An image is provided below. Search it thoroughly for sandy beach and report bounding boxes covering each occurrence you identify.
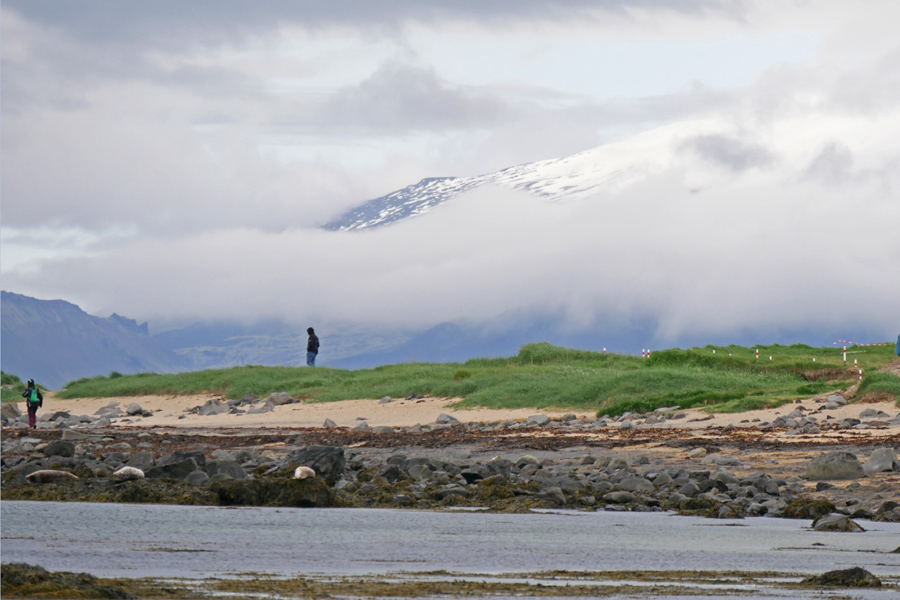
[29,392,900,442]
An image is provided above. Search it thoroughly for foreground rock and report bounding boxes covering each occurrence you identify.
[806,451,865,480]
[801,567,881,587]
[1,563,137,599]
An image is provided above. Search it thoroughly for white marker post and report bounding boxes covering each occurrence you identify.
[859,369,863,381]
[755,349,759,359]
[843,347,847,365]
[603,348,606,354]
[854,359,858,368]
[769,356,773,361]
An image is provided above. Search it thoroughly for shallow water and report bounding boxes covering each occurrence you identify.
[2,501,898,583]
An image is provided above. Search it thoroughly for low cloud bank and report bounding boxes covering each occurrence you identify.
[5,113,898,345]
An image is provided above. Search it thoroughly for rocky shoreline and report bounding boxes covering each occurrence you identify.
[3,401,899,525]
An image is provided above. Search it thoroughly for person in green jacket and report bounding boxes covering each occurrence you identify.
[22,379,43,429]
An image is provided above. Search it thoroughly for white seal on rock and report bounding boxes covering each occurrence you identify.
[25,470,79,484]
[294,466,316,479]
[112,466,145,481]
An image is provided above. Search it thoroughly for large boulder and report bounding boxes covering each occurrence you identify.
[125,450,155,471]
[267,392,295,406]
[284,446,345,485]
[205,460,246,480]
[145,458,199,481]
[807,451,865,481]
[41,440,76,458]
[616,477,654,493]
[1,402,22,419]
[813,514,865,532]
[157,451,206,469]
[863,448,899,474]
[802,567,880,587]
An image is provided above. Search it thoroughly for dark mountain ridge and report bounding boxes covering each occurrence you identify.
[1,291,191,390]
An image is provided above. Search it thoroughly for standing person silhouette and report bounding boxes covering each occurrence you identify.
[306,327,319,367]
[22,379,43,429]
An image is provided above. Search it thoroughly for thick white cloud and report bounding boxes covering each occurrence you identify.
[2,0,898,344]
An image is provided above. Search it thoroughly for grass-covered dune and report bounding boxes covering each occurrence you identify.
[46,342,900,416]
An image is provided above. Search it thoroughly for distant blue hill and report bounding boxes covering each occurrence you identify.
[1,291,191,390]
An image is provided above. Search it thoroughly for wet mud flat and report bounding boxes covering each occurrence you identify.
[3,563,899,599]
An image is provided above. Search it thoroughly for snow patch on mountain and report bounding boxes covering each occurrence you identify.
[324,124,678,231]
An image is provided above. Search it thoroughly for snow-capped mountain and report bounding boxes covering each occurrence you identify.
[323,132,669,231]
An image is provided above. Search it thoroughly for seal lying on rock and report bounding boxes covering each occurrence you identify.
[25,470,79,484]
[112,466,145,481]
[294,466,316,479]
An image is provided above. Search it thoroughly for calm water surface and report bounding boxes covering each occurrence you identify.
[2,501,899,582]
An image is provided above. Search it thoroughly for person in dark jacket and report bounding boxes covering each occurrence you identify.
[22,379,43,429]
[306,327,319,367]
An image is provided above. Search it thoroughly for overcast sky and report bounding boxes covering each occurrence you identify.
[2,1,898,344]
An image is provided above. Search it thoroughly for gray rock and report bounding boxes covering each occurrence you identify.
[435,486,469,500]
[863,448,899,474]
[813,514,865,532]
[378,396,393,404]
[714,470,740,485]
[323,418,338,428]
[126,402,143,416]
[688,448,707,459]
[268,392,294,406]
[371,425,394,434]
[125,450,155,471]
[652,472,673,486]
[616,477,654,493]
[146,458,199,481]
[435,413,459,425]
[537,487,566,505]
[807,451,866,481]
[246,403,274,414]
[543,476,585,491]
[199,402,229,416]
[285,446,346,485]
[206,460,246,480]
[184,470,211,486]
[351,420,370,432]
[679,482,700,497]
[603,491,634,504]
[208,473,233,484]
[42,440,76,458]
[1,402,22,419]
[526,414,551,427]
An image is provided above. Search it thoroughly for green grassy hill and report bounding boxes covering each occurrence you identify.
[42,342,899,416]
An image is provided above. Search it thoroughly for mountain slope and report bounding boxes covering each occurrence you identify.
[1,291,192,389]
[323,131,666,231]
